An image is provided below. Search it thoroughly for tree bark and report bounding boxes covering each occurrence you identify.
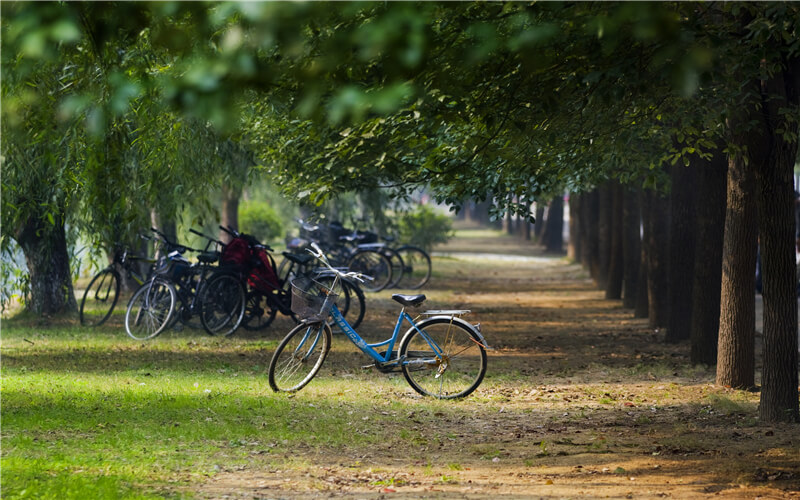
[568,194,581,261]
[634,189,650,318]
[644,186,670,329]
[606,181,624,300]
[690,148,728,365]
[666,162,697,343]
[717,119,758,390]
[534,203,546,240]
[543,195,564,253]
[622,185,641,309]
[15,213,77,316]
[596,183,613,289]
[220,183,241,243]
[753,58,800,423]
[582,189,600,281]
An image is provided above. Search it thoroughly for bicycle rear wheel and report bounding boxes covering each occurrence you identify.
[125,280,176,340]
[396,245,432,290]
[268,321,331,392]
[398,317,487,399]
[80,269,121,326]
[383,247,405,289]
[200,273,246,337]
[241,290,278,331]
[348,250,392,292]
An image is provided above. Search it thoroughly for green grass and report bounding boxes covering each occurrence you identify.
[0,323,427,499]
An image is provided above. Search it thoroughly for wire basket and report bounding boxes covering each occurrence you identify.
[290,276,338,321]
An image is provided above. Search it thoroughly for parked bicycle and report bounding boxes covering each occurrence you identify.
[287,219,432,291]
[79,240,156,327]
[273,250,366,332]
[124,228,246,340]
[287,219,394,292]
[268,243,489,399]
[204,226,367,332]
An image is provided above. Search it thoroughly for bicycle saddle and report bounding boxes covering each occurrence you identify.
[391,294,426,307]
[197,251,220,264]
[282,252,315,265]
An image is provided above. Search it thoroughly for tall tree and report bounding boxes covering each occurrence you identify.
[643,185,670,329]
[666,162,697,342]
[605,181,624,300]
[690,149,728,365]
[621,185,641,309]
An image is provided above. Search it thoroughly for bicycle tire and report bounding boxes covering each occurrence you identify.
[382,247,405,289]
[199,272,246,337]
[395,245,432,290]
[347,249,392,292]
[277,257,294,290]
[125,279,176,340]
[398,317,487,399]
[176,267,206,330]
[241,290,278,331]
[268,321,331,392]
[80,269,121,327]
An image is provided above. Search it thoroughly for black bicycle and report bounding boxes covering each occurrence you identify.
[124,229,246,340]
[79,242,155,327]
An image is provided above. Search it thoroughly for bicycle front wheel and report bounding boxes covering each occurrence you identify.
[125,280,176,340]
[396,245,432,290]
[80,269,121,326]
[348,250,392,292]
[399,317,487,399]
[268,321,331,392]
[199,273,246,337]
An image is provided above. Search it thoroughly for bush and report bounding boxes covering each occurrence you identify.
[397,205,453,251]
[239,200,284,243]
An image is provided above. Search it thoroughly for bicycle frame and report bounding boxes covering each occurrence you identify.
[326,302,441,369]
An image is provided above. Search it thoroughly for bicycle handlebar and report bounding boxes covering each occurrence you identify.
[219,225,273,252]
[150,227,201,254]
[307,242,371,283]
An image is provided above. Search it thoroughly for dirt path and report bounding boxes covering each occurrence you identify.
[198,230,799,499]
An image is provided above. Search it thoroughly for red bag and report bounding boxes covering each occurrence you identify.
[248,248,279,292]
[220,237,250,268]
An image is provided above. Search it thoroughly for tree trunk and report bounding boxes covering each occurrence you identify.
[583,189,600,281]
[596,183,612,289]
[568,194,581,261]
[621,185,641,309]
[522,201,532,241]
[15,213,77,316]
[150,210,177,258]
[543,195,564,253]
[717,123,758,390]
[605,181,624,300]
[666,162,697,343]
[690,148,728,365]
[634,189,650,318]
[754,59,800,423]
[644,186,670,329]
[534,203,546,239]
[220,183,241,243]
[504,195,514,235]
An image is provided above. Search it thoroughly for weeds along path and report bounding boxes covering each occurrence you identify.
[197,232,799,499]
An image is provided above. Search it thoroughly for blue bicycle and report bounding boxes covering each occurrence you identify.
[267,244,489,399]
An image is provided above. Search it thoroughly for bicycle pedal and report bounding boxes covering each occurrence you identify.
[361,363,376,370]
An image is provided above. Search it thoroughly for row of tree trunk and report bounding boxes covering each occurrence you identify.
[569,145,798,422]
